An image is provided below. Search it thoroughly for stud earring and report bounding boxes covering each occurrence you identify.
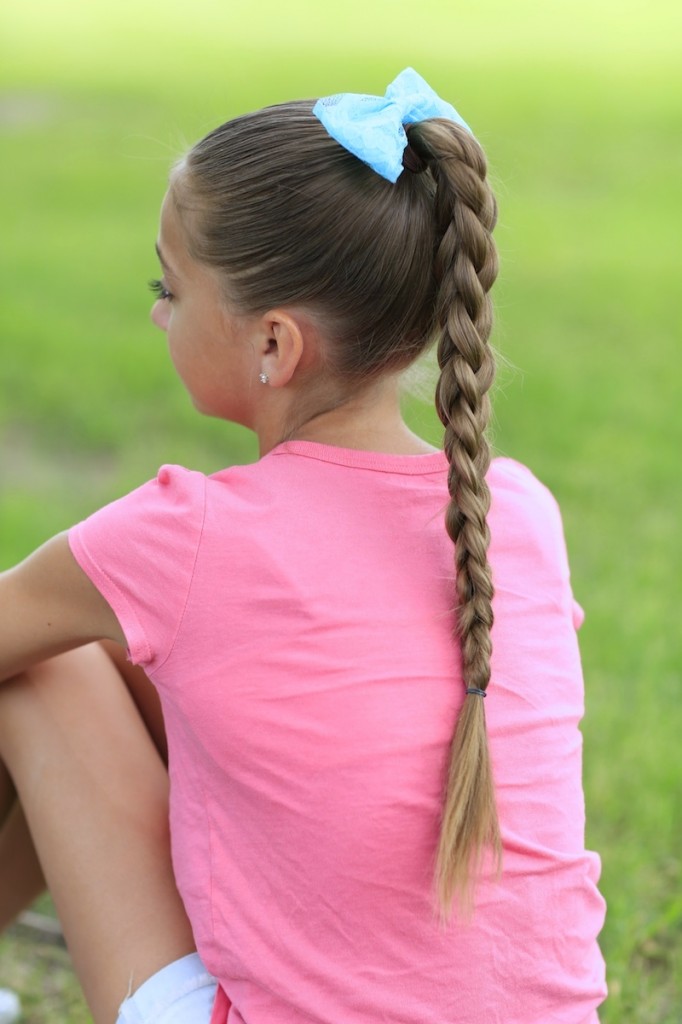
[258,372,270,385]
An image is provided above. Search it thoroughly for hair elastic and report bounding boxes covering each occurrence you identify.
[402,144,426,174]
[465,687,487,698]
[312,67,472,184]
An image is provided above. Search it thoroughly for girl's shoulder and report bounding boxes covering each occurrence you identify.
[489,456,563,520]
[132,454,566,535]
[487,457,575,589]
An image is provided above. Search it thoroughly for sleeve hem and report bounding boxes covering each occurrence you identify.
[152,472,208,675]
[68,526,153,667]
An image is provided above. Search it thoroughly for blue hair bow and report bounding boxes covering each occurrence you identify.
[312,67,472,184]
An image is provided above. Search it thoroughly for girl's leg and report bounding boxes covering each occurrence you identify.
[0,644,196,1024]
[0,644,166,932]
[99,639,168,765]
[0,753,47,931]
[0,760,16,826]
[0,802,46,929]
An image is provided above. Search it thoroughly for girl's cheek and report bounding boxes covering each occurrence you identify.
[151,300,171,332]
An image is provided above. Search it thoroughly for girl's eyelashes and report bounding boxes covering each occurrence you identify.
[148,278,173,301]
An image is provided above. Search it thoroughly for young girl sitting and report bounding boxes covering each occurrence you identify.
[0,68,606,1024]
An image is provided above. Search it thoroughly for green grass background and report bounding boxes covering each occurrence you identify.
[1,0,681,1020]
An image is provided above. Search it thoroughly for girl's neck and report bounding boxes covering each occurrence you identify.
[257,378,438,458]
[289,414,437,456]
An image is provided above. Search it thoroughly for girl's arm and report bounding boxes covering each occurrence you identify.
[0,533,125,684]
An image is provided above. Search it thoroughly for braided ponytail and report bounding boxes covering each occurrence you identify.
[407,120,502,915]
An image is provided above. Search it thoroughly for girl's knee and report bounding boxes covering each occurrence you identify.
[0,643,148,780]
[0,644,101,727]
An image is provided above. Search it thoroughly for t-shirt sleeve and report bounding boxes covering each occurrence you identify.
[572,599,585,630]
[68,464,207,671]
[490,457,586,632]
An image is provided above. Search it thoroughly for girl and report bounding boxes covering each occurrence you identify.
[0,69,606,1023]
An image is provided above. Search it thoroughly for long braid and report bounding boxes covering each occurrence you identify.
[408,120,502,914]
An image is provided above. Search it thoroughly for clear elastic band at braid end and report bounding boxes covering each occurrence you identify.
[465,687,487,698]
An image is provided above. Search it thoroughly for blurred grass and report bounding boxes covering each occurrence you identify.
[0,933,89,1024]
[1,1,681,1020]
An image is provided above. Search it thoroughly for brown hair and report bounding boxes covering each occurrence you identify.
[173,101,501,913]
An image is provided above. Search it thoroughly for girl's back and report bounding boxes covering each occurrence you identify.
[69,444,606,1022]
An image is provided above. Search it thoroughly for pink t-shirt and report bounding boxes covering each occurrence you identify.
[69,442,606,1024]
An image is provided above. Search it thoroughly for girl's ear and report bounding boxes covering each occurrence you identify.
[259,310,318,387]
